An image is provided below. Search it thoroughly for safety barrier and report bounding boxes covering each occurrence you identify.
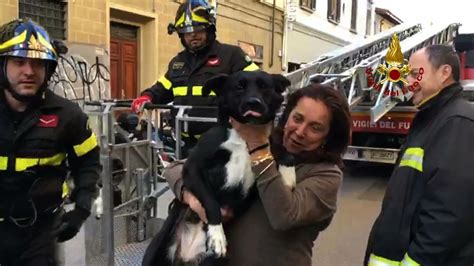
[79,100,217,265]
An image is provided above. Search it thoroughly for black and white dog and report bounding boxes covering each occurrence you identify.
[143,71,295,266]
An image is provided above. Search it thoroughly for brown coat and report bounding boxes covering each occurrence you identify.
[163,160,343,266]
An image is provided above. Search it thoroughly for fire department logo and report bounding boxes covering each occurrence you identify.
[366,33,423,98]
[28,35,46,52]
[377,33,410,84]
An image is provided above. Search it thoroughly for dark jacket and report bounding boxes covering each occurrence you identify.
[163,160,343,266]
[142,41,259,136]
[365,83,474,266]
[0,89,101,221]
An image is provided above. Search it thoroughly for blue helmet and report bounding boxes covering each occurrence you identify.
[0,18,57,61]
[0,18,58,101]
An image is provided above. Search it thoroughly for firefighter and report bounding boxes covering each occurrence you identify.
[131,0,259,156]
[365,44,474,265]
[0,19,101,265]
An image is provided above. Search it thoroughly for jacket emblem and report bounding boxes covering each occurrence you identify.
[172,62,185,70]
[38,114,59,128]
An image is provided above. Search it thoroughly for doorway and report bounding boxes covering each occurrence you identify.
[110,22,138,99]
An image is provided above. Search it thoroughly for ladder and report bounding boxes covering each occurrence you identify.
[284,22,460,122]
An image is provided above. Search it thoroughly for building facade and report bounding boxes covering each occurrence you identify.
[0,0,283,100]
[374,7,403,34]
[283,0,376,72]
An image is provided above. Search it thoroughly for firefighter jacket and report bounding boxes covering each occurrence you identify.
[142,40,259,136]
[365,83,474,266]
[0,89,101,221]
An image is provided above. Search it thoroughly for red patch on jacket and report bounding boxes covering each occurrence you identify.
[37,114,59,128]
[206,57,221,66]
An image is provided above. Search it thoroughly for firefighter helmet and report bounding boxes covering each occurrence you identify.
[168,0,216,35]
[0,18,58,101]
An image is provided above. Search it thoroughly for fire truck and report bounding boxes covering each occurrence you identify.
[285,22,472,165]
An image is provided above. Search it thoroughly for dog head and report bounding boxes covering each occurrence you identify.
[202,71,290,125]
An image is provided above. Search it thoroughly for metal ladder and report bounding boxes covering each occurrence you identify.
[284,22,460,122]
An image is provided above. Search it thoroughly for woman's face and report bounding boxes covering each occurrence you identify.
[283,97,331,154]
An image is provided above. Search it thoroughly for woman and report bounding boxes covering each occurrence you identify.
[163,83,351,265]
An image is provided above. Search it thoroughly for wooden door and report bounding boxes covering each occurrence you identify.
[110,22,138,99]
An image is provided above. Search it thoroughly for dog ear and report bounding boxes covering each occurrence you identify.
[202,74,229,97]
[271,74,291,93]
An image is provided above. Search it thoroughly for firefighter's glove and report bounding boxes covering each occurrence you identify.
[131,95,152,114]
[54,207,90,242]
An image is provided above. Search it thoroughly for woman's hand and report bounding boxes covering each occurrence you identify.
[229,118,272,154]
[182,188,234,223]
[182,189,208,223]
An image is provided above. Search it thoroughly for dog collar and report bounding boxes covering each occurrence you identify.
[249,143,269,154]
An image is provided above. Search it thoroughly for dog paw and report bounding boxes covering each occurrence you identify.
[279,165,296,188]
[207,224,227,257]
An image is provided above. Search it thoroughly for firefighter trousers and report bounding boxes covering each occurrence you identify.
[0,211,60,266]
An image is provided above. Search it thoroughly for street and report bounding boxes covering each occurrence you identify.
[314,163,392,266]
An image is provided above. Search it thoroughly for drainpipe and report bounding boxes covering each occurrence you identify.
[270,0,276,68]
[282,0,290,73]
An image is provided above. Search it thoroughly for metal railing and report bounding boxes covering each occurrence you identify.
[83,100,168,265]
[284,22,423,91]
[82,100,218,264]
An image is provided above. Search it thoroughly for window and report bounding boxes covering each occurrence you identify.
[350,0,357,32]
[327,0,341,23]
[238,41,264,63]
[300,0,316,10]
[19,0,67,40]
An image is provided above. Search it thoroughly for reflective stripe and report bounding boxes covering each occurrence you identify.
[62,182,69,198]
[175,13,186,27]
[243,63,260,71]
[181,132,201,139]
[173,86,216,96]
[399,147,424,172]
[39,153,66,166]
[401,253,420,266]
[159,76,172,90]
[37,32,55,53]
[191,12,209,24]
[15,153,66,171]
[0,30,27,50]
[368,254,400,266]
[173,86,187,96]
[192,86,204,95]
[0,156,7,170]
[16,158,38,171]
[73,133,98,157]
[192,86,216,96]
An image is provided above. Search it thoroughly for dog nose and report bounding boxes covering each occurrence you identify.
[245,97,263,109]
